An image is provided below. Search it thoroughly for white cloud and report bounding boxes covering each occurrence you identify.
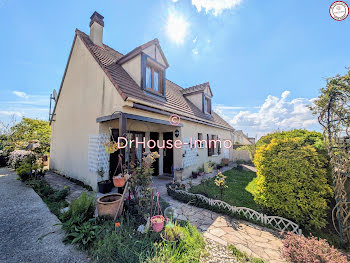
[191,0,243,16]
[214,91,319,139]
[13,91,29,99]
[0,111,22,117]
[192,48,199,55]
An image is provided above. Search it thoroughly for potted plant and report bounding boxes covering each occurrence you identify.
[161,223,182,243]
[97,193,124,218]
[217,163,223,170]
[204,161,214,173]
[113,173,126,187]
[174,167,183,182]
[97,168,113,194]
[192,171,198,179]
[198,167,205,176]
[222,158,229,166]
[151,215,165,232]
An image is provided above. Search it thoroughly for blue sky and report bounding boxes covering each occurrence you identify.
[0,0,349,138]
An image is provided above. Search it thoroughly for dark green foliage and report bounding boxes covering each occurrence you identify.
[0,150,8,167]
[60,191,96,250]
[91,215,161,263]
[64,218,102,250]
[61,191,95,224]
[26,179,69,217]
[16,163,32,181]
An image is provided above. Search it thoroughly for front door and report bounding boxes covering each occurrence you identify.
[163,132,173,175]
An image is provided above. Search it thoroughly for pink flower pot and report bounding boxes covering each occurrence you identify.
[151,215,164,232]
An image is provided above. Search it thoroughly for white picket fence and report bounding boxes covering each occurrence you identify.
[172,188,302,235]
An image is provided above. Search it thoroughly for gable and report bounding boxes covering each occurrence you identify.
[143,44,167,68]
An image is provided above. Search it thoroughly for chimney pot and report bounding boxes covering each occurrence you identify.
[89,11,104,46]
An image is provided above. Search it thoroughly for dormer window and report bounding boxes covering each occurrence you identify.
[146,65,162,93]
[142,53,166,97]
[203,95,212,115]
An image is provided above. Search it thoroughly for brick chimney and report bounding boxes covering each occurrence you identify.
[89,11,104,47]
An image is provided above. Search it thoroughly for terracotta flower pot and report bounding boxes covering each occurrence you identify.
[113,176,125,187]
[151,215,164,232]
[97,193,124,218]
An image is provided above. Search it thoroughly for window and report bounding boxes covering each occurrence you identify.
[204,96,211,114]
[146,66,152,89]
[145,63,163,94]
[197,133,204,148]
[207,134,220,156]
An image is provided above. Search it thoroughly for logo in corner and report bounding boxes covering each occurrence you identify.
[330,1,349,21]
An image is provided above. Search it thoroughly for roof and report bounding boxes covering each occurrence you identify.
[72,29,233,130]
[182,82,212,97]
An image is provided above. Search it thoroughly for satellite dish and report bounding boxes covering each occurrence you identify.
[53,89,58,101]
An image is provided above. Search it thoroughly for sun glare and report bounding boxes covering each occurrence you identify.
[166,13,188,44]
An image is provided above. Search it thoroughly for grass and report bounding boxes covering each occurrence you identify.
[26,178,69,217]
[228,245,265,263]
[190,168,260,211]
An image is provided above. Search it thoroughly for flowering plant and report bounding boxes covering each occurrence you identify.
[128,151,159,216]
[282,232,348,263]
[214,171,228,199]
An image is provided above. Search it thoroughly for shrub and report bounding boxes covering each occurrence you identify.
[61,191,95,224]
[8,150,36,169]
[282,232,348,263]
[253,138,333,230]
[16,163,32,181]
[0,150,9,167]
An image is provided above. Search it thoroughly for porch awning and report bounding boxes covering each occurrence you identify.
[96,112,183,127]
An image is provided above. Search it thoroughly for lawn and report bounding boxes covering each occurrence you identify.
[190,168,260,211]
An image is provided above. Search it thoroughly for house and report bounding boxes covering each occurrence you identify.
[49,12,235,190]
[233,130,255,145]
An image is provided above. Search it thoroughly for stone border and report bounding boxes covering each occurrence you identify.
[167,184,302,235]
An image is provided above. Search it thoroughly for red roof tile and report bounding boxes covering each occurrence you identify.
[76,29,233,130]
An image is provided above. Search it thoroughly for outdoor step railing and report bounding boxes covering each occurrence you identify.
[171,188,302,235]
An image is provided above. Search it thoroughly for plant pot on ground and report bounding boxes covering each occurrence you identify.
[192,171,198,179]
[198,168,205,176]
[97,193,124,218]
[98,180,113,194]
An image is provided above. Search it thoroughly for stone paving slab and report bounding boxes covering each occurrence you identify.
[152,166,286,263]
[45,171,88,202]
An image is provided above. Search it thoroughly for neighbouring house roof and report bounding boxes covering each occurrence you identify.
[61,29,233,131]
[182,82,213,97]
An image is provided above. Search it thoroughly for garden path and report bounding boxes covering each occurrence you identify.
[45,171,88,202]
[0,167,89,263]
[152,166,286,263]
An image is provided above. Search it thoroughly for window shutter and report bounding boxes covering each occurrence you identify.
[207,134,211,156]
[218,135,221,155]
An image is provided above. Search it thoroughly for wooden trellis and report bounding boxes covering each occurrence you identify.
[173,189,302,235]
[311,79,350,244]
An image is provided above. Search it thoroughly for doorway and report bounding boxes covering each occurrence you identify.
[150,132,159,176]
[163,132,173,175]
